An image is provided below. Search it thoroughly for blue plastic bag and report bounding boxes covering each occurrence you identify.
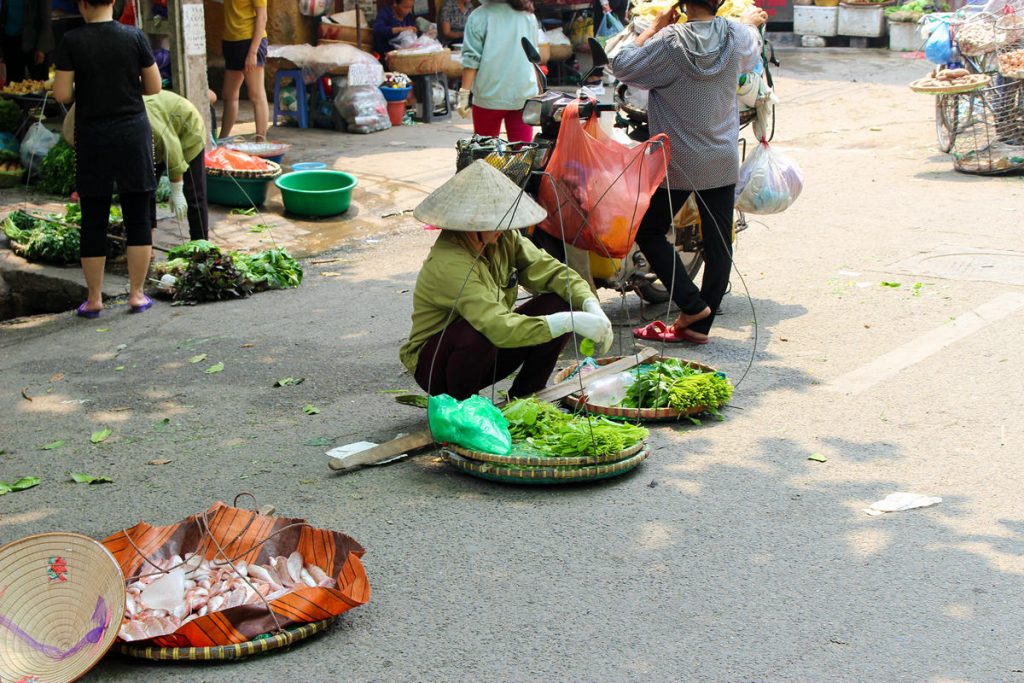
[596,12,624,39]
[925,21,952,65]
[428,394,513,455]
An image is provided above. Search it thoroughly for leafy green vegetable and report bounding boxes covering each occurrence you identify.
[304,436,333,447]
[274,377,304,387]
[580,339,595,357]
[808,453,827,463]
[40,440,64,450]
[90,427,112,444]
[623,359,733,412]
[0,476,40,495]
[303,404,321,415]
[188,354,207,364]
[0,99,22,134]
[395,394,429,408]
[69,472,113,484]
[38,138,76,196]
[880,281,901,288]
[172,246,253,304]
[501,398,648,457]
[166,240,219,260]
[2,210,80,264]
[231,249,303,291]
[205,362,224,374]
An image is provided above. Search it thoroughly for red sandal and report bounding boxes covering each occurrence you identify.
[632,320,709,345]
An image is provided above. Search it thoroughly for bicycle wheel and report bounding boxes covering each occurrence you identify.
[935,93,958,153]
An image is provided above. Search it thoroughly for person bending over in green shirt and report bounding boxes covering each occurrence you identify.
[400,161,613,400]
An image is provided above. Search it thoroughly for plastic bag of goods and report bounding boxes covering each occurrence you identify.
[299,0,332,16]
[597,11,625,40]
[20,122,58,175]
[924,20,952,64]
[337,85,391,134]
[734,140,803,215]
[428,394,512,455]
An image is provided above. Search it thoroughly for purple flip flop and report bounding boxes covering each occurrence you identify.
[129,295,154,314]
[76,302,101,319]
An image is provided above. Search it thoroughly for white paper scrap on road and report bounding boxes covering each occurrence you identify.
[828,291,1024,394]
[864,492,942,516]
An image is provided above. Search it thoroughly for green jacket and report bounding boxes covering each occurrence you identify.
[400,230,594,374]
[143,91,205,180]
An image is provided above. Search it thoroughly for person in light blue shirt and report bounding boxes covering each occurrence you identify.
[457,0,539,143]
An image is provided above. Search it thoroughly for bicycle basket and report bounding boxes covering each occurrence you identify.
[455,136,540,186]
[948,79,1024,174]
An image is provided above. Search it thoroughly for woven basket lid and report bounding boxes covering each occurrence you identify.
[0,532,126,683]
[414,159,547,232]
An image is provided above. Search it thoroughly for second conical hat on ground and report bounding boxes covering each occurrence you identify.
[414,159,548,232]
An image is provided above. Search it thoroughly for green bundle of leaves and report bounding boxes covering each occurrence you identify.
[623,359,733,412]
[231,248,303,291]
[501,397,648,457]
[502,398,572,441]
[2,210,80,263]
[38,139,76,197]
[0,100,21,134]
[171,243,253,303]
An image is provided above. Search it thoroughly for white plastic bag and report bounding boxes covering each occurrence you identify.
[734,140,803,215]
[20,122,59,176]
[585,372,635,406]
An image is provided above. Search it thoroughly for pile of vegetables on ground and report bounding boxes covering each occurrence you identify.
[884,0,946,22]
[153,239,303,304]
[2,203,123,263]
[582,358,734,415]
[501,397,648,458]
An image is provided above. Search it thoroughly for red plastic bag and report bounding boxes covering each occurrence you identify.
[537,99,669,259]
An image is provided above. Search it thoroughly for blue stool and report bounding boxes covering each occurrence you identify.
[274,69,309,129]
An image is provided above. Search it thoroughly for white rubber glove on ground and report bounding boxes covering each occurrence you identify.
[456,89,472,118]
[169,181,187,222]
[581,298,614,354]
[544,311,613,353]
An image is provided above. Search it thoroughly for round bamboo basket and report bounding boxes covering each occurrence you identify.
[446,440,645,468]
[387,48,451,75]
[0,532,126,683]
[554,356,723,422]
[443,448,648,484]
[115,618,336,661]
[909,74,990,95]
[206,159,282,180]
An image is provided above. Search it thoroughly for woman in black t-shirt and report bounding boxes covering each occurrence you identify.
[53,0,162,318]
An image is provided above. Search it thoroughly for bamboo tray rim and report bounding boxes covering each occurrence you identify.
[909,74,991,94]
[443,449,648,484]
[445,440,645,467]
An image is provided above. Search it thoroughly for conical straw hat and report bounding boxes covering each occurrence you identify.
[414,159,548,231]
[0,532,126,683]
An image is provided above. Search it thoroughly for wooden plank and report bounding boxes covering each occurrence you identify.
[328,347,657,472]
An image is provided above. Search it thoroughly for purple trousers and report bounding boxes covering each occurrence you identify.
[414,293,571,400]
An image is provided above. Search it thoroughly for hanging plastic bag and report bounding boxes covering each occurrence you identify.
[537,99,669,259]
[428,394,512,455]
[924,20,952,64]
[20,122,59,176]
[596,11,625,40]
[735,140,803,215]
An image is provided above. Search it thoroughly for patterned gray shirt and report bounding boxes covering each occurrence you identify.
[612,19,759,191]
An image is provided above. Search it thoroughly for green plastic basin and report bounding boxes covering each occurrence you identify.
[275,170,358,217]
[206,173,273,208]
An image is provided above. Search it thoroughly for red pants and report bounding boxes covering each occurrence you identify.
[472,105,534,143]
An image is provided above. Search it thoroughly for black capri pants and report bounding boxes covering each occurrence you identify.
[79,192,153,258]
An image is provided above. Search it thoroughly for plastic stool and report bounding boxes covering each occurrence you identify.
[274,69,308,129]
[411,73,451,123]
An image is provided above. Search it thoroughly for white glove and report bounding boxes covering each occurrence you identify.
[544,311,613,354]
[456,89,472,119]
[169,181,187,222]
[582,298,614,354]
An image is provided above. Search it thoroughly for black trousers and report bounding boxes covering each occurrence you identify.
[635,184,735,335]
[80,191,153,258]
[414,293,572,400]
[1,35,49,81]
[153,150,208,241]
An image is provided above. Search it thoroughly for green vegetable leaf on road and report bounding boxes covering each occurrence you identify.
[808,453,828,463]
[205,362,225,374]
[69,472,113,484]
[303,404,321,415]
[274,377,305,387]
[880,281,901,288]
[41,440,65,450]
[0,476,41,495]
[189,353,207,363]
[90,427,112,444]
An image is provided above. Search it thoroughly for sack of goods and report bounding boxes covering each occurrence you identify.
[735,141,803,215]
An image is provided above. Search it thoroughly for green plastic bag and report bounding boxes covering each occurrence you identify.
[428,394,512,456]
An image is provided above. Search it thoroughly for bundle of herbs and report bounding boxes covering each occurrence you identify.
[38,138,76,197]
[502,398,648,458]
[3,204,122,263]
[622,359,733,413]
[153,240,303,303]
